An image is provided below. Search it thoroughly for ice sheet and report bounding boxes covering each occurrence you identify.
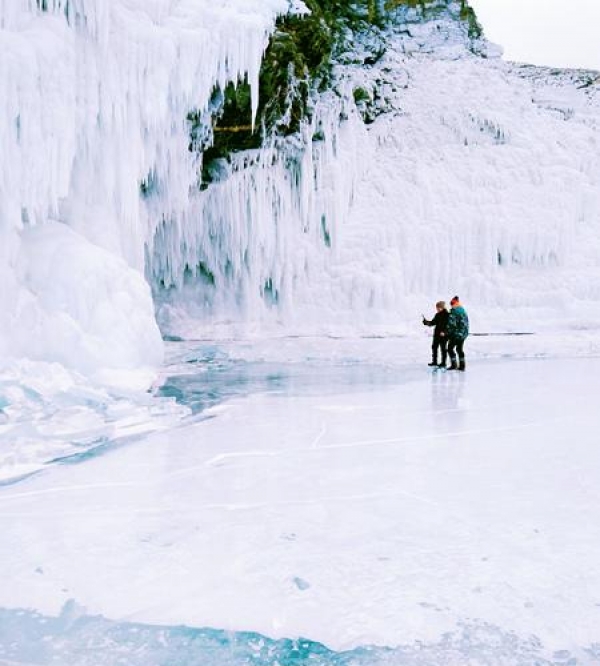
[1,348,599,662]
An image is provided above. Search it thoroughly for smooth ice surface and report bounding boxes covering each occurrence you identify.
[1,340,600,663]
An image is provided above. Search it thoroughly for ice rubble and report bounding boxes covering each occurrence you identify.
[0,605,584,666]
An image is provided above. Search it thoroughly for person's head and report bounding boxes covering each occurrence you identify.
[435,301,446,311]
[450,295,460,307]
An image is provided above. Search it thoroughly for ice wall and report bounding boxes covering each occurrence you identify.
[0,0,287,379]
[153,4,600,336]
[339,56,600,332]
[151,91,370,336]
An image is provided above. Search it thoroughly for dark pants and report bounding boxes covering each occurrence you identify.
[432,336,447,365]
[447,337,465,364]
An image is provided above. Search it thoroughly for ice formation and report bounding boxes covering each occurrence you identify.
[0,0,287,380]
[1,0,600,381]
[149,2,600,337]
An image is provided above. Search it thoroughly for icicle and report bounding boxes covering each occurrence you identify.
[0,0,289,376]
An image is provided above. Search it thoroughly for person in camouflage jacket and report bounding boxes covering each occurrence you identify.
[446,295,469,371]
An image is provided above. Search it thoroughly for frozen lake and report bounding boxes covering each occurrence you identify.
[1,338,600,665]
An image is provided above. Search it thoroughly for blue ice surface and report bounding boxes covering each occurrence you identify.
[0,342,421,483]
[157,343,414,415]
[0,604,587,666]
[51,343,407,467]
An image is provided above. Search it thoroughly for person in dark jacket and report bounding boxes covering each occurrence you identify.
[446,295,469,371]
[422,301,449,368]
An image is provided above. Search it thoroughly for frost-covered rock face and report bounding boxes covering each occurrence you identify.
[339,58,600,331]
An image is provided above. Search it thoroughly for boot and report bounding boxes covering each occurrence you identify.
[458,360,466,372]
[428,360,438,367]
[448,360,458,370]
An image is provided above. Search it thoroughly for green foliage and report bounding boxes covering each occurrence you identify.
[187,81,262,188]
[188,0,482,190]
[384,0,428,10]
[353,87,371,104]
[459,0,481,37]
[257,17,323,135]
[210,80,261,152]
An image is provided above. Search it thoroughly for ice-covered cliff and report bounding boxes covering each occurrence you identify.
[149,0,600,338]
[1,0,599,382]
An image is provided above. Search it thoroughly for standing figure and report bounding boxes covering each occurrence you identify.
[446,295,469,371]
[422,301,449,368]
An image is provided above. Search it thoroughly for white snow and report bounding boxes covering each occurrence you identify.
[1,345,599,661]
[17,222,162,377]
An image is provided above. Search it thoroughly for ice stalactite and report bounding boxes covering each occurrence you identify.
[0,0,287,380]
[151,90,370,336]
[1,0,599,376]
